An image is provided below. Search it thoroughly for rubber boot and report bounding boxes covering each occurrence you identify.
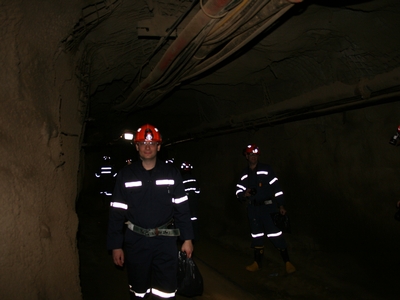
[280,248,296,274]
[246,247,264,271]
[285,261,296,274]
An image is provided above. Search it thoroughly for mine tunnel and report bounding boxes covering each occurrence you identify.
[2,0,400,299]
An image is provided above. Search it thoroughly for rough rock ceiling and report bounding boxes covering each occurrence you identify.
[63,0,400,147]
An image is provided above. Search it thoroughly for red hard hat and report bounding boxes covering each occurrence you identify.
[244,144,260,155]
[133,124,162,143]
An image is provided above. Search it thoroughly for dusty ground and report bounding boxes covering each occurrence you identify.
[77,191,400,300]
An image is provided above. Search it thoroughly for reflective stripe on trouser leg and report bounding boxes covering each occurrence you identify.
[129,287,151,299]
[151,237,177,299]
[265,213,287,249]
[152,288,176,299]
[248,208,265,248]
[248,206,287,249]
[250,231,264,248]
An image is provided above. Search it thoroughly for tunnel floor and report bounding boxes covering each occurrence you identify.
[77,192,399,300]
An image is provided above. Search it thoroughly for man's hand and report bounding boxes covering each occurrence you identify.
[279,205,287,215]
[181,240,193,258]
[112,248,124,267]
[244,189,252,198]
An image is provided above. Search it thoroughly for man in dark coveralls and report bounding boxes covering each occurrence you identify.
[235,144,295,274]
[107,124,194,300]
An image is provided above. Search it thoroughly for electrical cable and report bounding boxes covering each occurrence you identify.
[200,0,229,19]
[123,0,200,96]
[181,3,295,82]
[136,1,287,107]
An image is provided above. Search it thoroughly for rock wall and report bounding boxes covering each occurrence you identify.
[0,1,84,299]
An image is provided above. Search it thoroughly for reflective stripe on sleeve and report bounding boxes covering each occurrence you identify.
[110,202,128,210]
[173,195,188,204]
[183,179,196,184]
[269,177,278,185]
[275,191,283,197]
[240,174,248,181]
[236,184,246,191]
[236,184,246,196]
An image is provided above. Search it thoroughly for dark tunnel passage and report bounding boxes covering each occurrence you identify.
[76,104,400,300]
[3,1,400,299]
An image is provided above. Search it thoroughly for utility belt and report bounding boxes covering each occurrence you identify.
[250,199,273,206]
[125,219,180,237]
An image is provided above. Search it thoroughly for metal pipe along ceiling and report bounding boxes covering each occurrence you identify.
[113,0,301,112]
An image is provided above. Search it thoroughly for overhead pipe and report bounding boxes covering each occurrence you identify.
[115,0,303,110]
[114,0,234,112]
[150,0,302,107]
[181,0,298,82]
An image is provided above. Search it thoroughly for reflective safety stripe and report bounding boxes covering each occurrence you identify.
[236,184,246,196]
[191,217,198,221]
[267,231,283,238]
[269,177,278,185]
[251,232,264,238]
[173,195,188,204]
[101,191,112,196]
[125,181,142,188]
[110,202,128,210]
[240,174,248,181]
[183,179,196,184]
[152,288,176,298]
[156,179,174,185]
[184,187,197,192]
[257,171,268,175]
[130,286,151,298]
[237,184,246,190]
[275,191,283,197]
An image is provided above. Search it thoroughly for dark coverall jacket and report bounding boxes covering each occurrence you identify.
[235,162,287,249]
[107,159,194,299]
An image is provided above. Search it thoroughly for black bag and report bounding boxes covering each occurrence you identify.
[177,251,203,297]
[271,212,291,233]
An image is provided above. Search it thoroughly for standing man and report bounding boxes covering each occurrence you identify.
[235,144,295,274]
[107,124,194,300]
[180,162,201,242]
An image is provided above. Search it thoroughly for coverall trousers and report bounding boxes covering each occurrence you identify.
[247,204,287,249]
[125,230,178,299]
